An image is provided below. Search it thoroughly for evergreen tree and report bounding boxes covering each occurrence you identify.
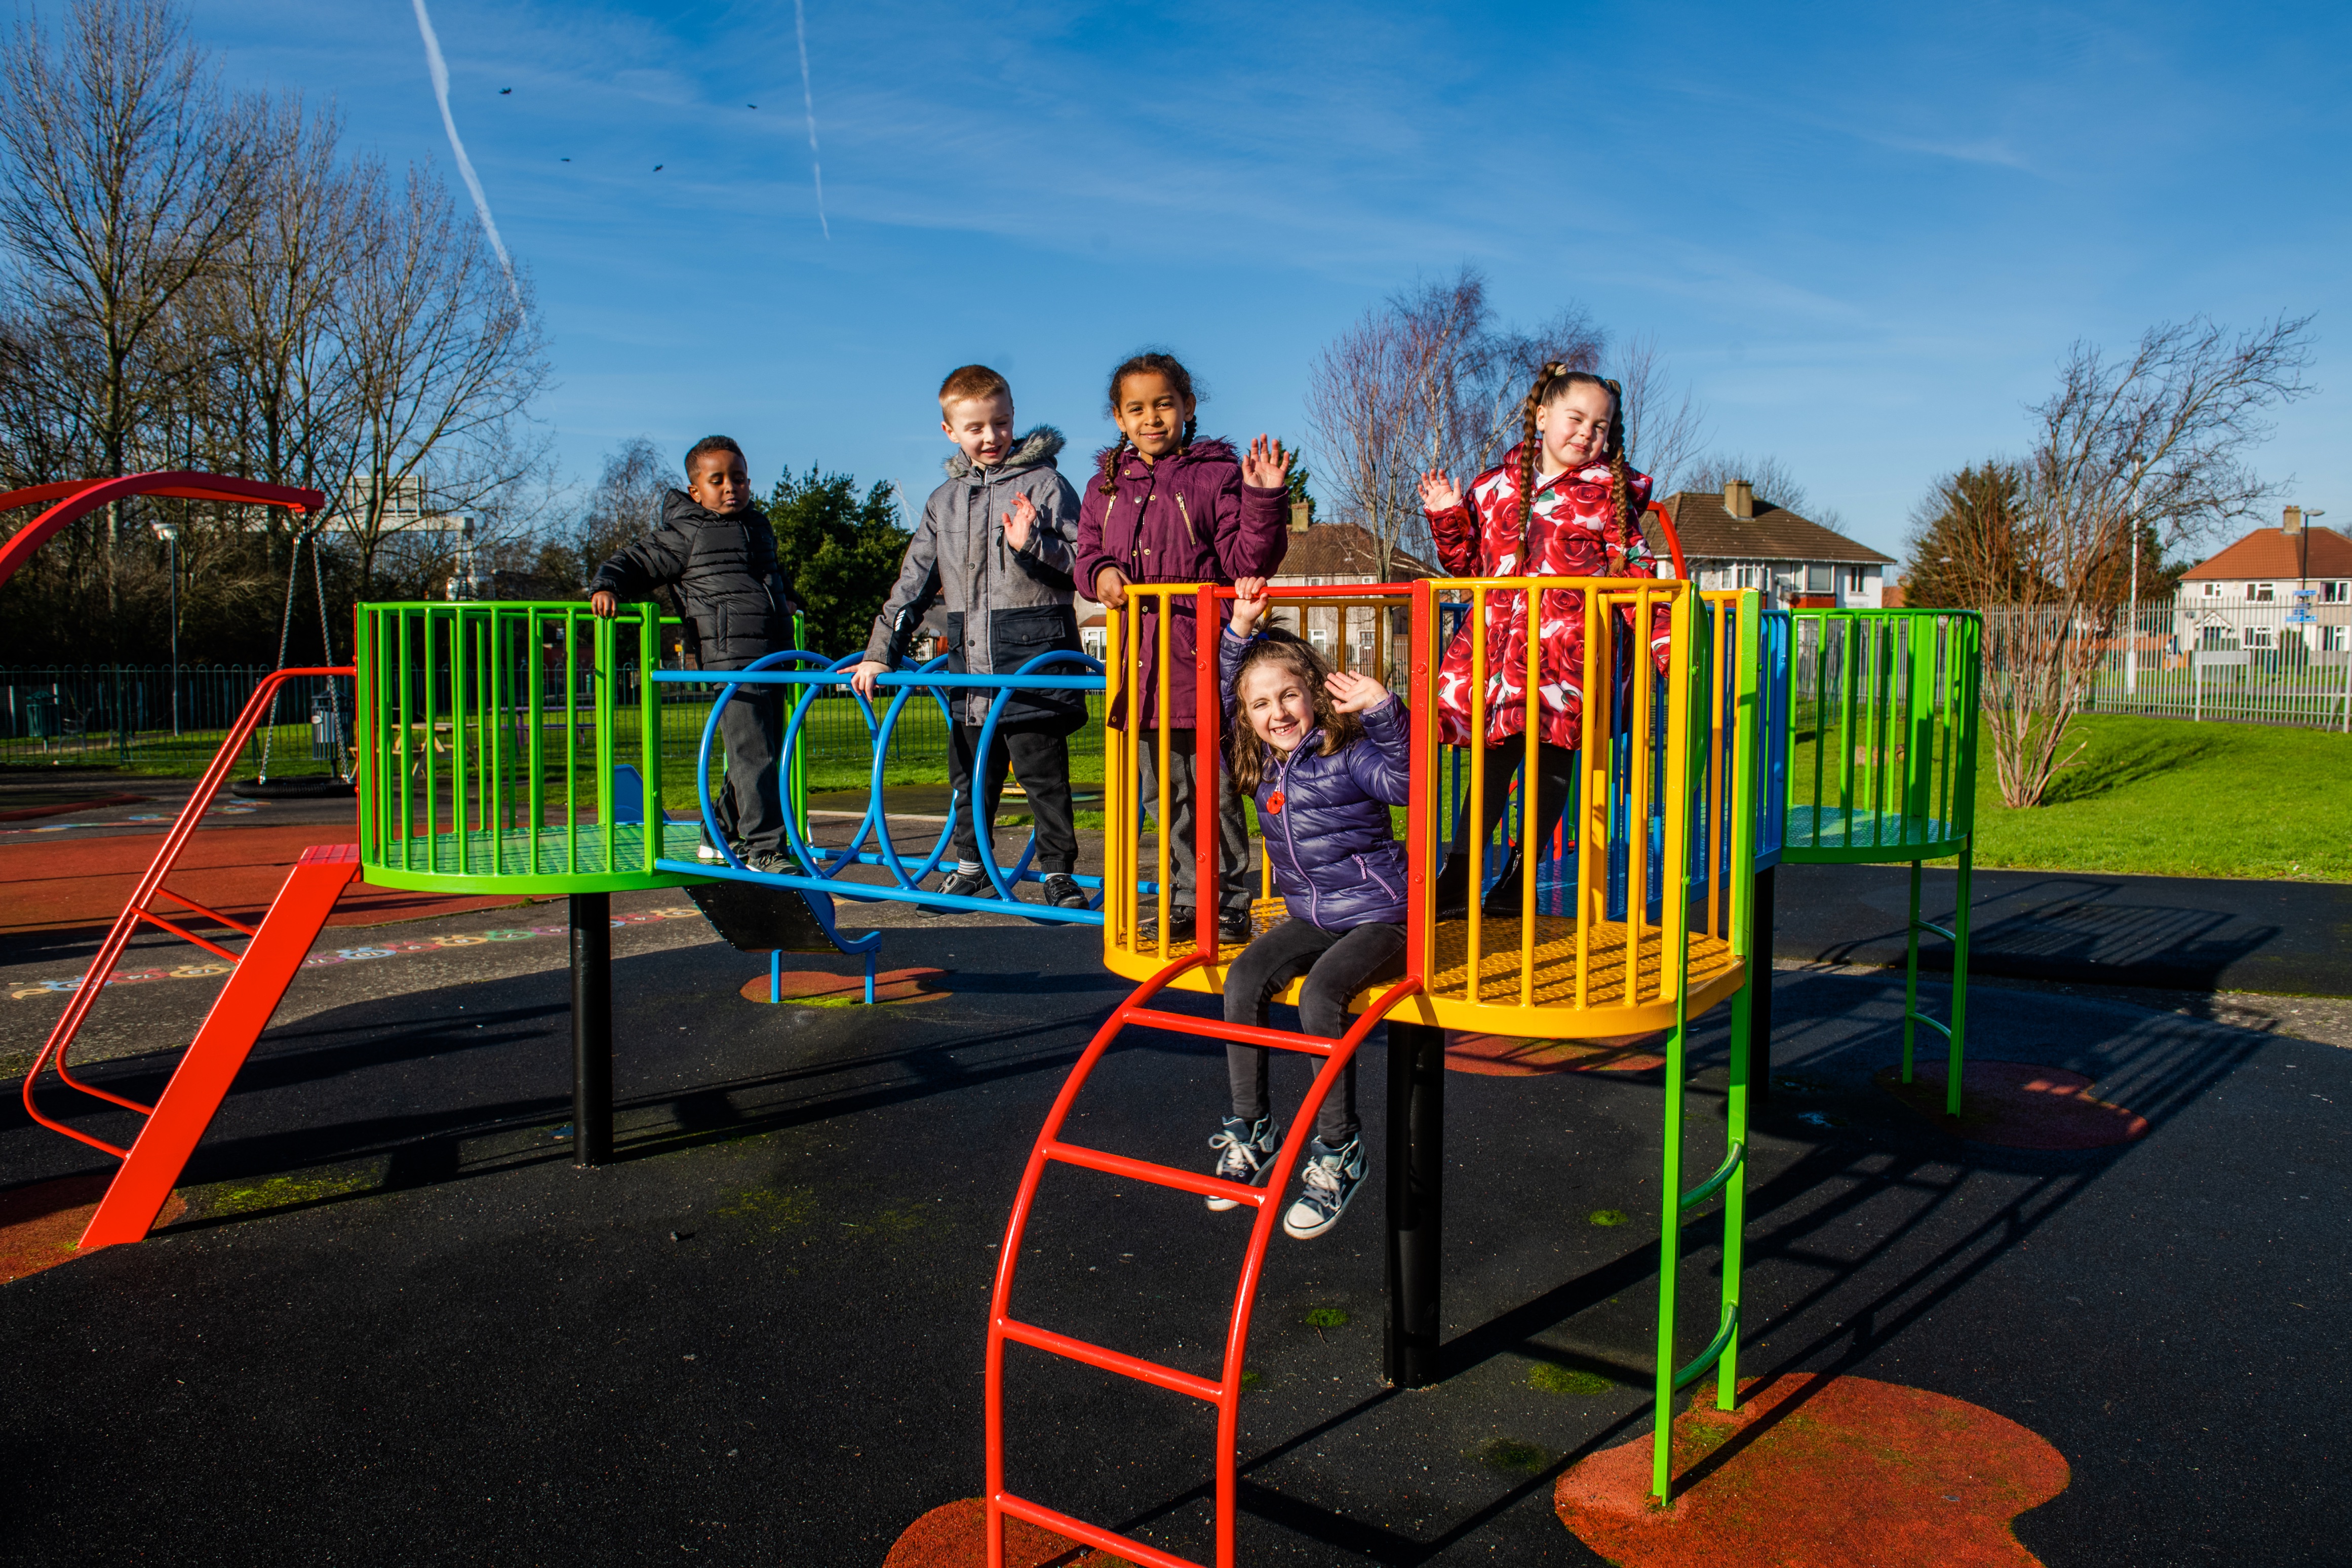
[766,466,909,655]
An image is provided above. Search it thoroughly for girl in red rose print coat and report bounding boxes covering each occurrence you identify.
[1416,365,1669,917]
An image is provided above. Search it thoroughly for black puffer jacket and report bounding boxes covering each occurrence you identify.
[588,491,795,668]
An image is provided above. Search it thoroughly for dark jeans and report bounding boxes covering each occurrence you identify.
[1434,740,1576,913]
[1138,728,1250,915]
[948,722,1079,875]
[1223,918,1406,1145]
[711,678,786,855]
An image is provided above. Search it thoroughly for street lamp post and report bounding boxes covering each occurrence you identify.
[149,518,180,736]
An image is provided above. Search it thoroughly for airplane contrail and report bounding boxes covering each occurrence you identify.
[792,0,831,240]
[411,0,524,307]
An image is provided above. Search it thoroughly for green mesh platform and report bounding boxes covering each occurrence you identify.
[361,821,711,894]
[1783,805,1963,860]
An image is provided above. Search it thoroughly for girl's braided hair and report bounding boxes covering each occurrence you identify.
[1514,365,1629,547]
[1096,351,1200,493]
[1226,630,1363,797]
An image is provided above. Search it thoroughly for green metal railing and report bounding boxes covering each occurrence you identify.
[1783,608,1983,1114]
[356,601,718,896]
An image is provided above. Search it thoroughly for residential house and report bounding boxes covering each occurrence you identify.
[2175,506,2352,654]
[1655,480,1894,608]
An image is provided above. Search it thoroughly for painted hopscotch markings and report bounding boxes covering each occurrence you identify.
[7,907,703,1001]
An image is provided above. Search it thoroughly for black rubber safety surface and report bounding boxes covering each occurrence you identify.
[0,929,2346,1565]
[1775,861,2352,996]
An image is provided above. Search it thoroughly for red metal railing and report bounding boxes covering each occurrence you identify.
[0,472,322,592]
[21,666,353,1155]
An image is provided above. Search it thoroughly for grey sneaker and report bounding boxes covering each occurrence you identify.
[1205,1115,1278,1211]
[742,848,796,875]
[1041,873,1088,909]
[1281,1134,1366,1240]
[698,837,746,864]
[922,867,996,915]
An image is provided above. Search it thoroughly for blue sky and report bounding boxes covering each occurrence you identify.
[189,0,2350,562]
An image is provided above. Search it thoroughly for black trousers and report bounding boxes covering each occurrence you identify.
[1138,728,1251,915]
[948,722,1080,875]
[1433,740,1576,912]
[711,681,786,854]
[1222,918,1406,1145]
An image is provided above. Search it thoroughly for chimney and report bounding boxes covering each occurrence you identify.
[1288,501,1312,533]
[2283,504,2304,535]
[1723,479,1754,521]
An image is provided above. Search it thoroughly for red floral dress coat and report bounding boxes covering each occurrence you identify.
[1428,450,1666,751]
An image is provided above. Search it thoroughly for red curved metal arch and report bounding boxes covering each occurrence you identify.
[1644,499,1691,580]
[0,471,325,592]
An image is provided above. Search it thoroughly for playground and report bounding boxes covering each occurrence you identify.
[2,474,2348,1566]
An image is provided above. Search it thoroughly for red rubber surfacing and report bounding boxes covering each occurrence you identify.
[736,967,952,1006]
[1444,1029,1668,1076]
[1556,1374,2068,1567]
[882,1497,1113,1566]
[0,826,550,936]
[0,1174,187,1282]
[1874,1060,2150,1150]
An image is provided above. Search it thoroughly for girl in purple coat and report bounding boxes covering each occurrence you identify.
[1206,579,1411,1240]
[1077,352,1292,943]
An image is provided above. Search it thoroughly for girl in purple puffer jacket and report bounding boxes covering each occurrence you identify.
[1206,579,1411,1240]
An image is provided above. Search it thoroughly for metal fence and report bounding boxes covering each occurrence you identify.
[1982,600,2352,732]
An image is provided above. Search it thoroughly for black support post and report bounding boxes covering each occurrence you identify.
[1751,865,1776,1104]
[1384,1020,1445,1388]
[570,892,612,1165]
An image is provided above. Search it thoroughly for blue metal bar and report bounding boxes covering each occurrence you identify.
[651,668,1104,691]
[654,855,1105,925]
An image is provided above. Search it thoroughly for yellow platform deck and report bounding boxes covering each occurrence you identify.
[1104,897,1746,1039]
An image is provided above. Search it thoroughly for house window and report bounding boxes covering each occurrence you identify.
[2247,625,2273,648]
[2201,581,2222,597]
[1845,566,1867,594]
[2324,626,2349,651]
[2322,581,2350,603]
[1733,564,1760,590]
[2248,583,2275,602]
[1804,564,1833,593]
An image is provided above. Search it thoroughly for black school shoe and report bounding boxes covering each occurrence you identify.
[920,867,997,916]
[1041,873,1088,909]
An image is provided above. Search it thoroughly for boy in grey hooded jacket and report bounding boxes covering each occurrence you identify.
[853,366,1088,909]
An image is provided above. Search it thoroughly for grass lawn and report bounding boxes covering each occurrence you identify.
[1967,714,2352,881]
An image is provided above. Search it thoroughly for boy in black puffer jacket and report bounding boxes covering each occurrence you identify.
[589,436,795,873]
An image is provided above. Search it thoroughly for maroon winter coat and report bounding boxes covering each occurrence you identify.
[1075,437,1289,730]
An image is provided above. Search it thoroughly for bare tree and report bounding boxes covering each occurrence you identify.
[569,436,678,583]
[0,0,266,604]
[1975,315,2315,806]
[337,166,548,594]
[1305,302,1418,581]
[1615,334,1706,500]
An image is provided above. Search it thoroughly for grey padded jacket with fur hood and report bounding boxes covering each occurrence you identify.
[863,426,1087,728]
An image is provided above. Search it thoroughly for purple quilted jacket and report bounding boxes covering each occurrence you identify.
[1221,629,1413,930]
[1076,438,1289,731]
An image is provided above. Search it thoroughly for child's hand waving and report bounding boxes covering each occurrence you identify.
[1325,669,1393,715]
[1242,436,1292,490]
[1418,469,1463,514]
[1002,492,1037,551]
[1230,576,1271,635]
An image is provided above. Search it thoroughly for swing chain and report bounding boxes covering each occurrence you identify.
[255,525,305,783]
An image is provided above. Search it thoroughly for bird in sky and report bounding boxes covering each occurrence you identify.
[653,164,664,172]
[499,87,512,94]
[560,156,570,162]
[748,104,758,109]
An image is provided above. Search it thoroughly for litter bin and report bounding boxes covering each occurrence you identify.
[26,689,56,742]
[310,692,345,760]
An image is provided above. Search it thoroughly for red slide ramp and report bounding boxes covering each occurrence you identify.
[19,668,358,1249]
[983,957,1423,1568]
